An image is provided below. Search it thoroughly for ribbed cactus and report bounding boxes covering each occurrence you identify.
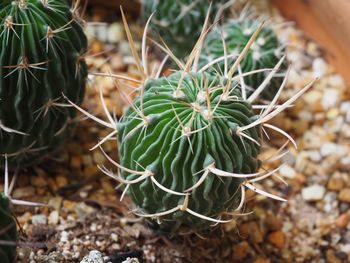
[71,10,314,233]
[143,0,225,59]
[116,71,262,231]
[0,0,87,165]
[199,19,286,100]
[0,193,17,263]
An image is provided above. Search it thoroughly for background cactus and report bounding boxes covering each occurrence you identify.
[0,193,17,263]
[199,19,287,100]
[0,0,88,165]
[142,0,225,60]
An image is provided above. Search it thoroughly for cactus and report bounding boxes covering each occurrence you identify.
[199,19,286,100]
[142,0,225,60]
[0,193,17,263]
[0,0,88,165]
[69,11,315,233]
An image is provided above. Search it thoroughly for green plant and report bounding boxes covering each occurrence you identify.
[0,156,42,262]
[0,193,17,263]
[142,0,225,60]
[199,19,287,100]
[69,12,315,233]
[0,0,88,165]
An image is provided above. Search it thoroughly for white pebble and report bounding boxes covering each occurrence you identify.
[320,142,338,157]
[108,23,124,44]
[279,165,296,179]
[302,185,325,201]
[32,214,47,225]
[80,250,104,263]
[312,57,328,78]
[322,89,339,110]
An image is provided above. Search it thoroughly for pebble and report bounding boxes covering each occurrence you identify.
[268,231,285,249]
[232,241,250,260]
[338,189,350,203]
[80,250,104,263]
[279,164,296,179]
[312,57,328,78]
[48,211,60,225]
[32,214,47,225]
[322,89,339,110]
[122,258,140,263]
[302,185,326,201]
[327,175,345,191]
[335,212,349,229]
[320,142,338,157]
[108,23,124,44]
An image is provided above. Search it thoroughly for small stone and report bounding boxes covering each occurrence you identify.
[340,156,350,171]
[80,250,104,263]
[232,241,250,260]
[338,189,350,203]
[122,258,140,263]
[306,150,322,162]
[56,176,68,188]
[93,151,105,164]
[12,186,35,199]
[312,57,328,78]
[322,89,340,110]
[268,231,285,249]
[327,175,345,191]
[320,142,338,157]
[279,164,296,179]
[335,212,349,229]
[239,222,263,243]
[108,23,124,44]
[32,214,47,225]
[302,185,325,201]
[326,249,342,263]
[30,176,47,187]
[303,131,322,149]
[48,211,60,225]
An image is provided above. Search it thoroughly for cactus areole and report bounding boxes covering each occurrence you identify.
[117,71,261,232]
[0,193,17,263]
[0,0,87,165]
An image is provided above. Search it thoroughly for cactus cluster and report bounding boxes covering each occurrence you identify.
[0,193,17,263]
[199,19,287,100]
[0,0,88,165]
[142,0,225,59]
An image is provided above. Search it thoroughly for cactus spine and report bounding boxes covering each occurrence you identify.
[200,19,287,100]
[0,0,87,165]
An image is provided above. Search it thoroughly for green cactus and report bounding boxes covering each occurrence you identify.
[143,0,225,60]
[74,12,313,233]
[199,19,286,100]
[0,0,87,165]
[0,193,17,263]
[115,71,263,231]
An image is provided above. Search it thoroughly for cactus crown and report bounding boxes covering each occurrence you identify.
[0,0,87,165]
[199,18,287,100]
[69,9,315,233]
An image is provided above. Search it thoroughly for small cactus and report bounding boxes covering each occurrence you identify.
[142,0,225,59]
[0,0,88,165]
[69,10,315,233]
[199,19,287,100]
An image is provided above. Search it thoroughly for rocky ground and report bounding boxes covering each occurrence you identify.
[1,2,350,263]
